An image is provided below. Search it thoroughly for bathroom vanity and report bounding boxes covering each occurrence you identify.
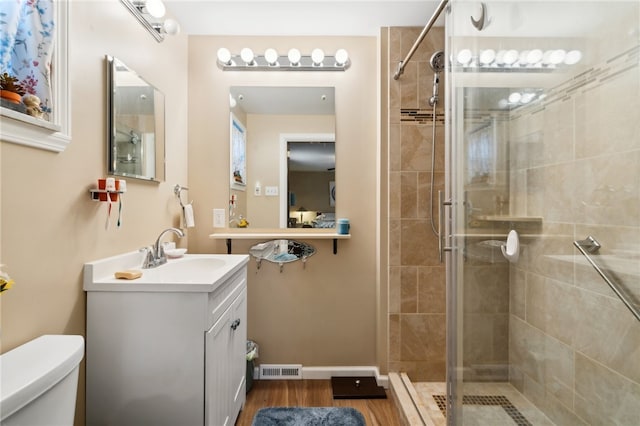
[84,252,249,426]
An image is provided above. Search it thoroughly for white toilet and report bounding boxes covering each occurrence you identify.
[0,335,84,425]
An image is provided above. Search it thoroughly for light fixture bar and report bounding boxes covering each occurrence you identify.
[120,0,164,42]
[217,54,351,72]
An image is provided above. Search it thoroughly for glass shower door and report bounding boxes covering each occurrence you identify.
[445,1,640,424]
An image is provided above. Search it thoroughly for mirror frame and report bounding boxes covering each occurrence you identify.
[106,55,166,182]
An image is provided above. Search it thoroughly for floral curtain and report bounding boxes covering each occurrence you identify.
[0,0,55,118]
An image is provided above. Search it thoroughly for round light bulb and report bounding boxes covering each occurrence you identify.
[264,48,279,65]
[527,49,543,65]
[503,49,519,65]
[145,0,165,18]
[519,50,530,65]
[288,48,301,65]
[457,49,472,65]
[495,50,506,66]
[549,49,566,65]
[240,48,255,65]
[162,18,180,35]
[565,50,582,65]
[229,94,237,108]
[479,49,496,65]
[521,93,536,104]
[508,92,522,103]
[335,48,349,66]
[217,48,232,65]
[311,48,325,66]
[542,50,554,65]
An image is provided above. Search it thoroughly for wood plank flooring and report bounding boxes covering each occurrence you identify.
[235,380,403,426]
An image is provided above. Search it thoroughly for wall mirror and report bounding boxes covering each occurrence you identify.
[229,86,336,229]
[107,55,165,182]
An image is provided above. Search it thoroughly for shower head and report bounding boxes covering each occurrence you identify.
[430,50,445,73]
[429,50,445,107]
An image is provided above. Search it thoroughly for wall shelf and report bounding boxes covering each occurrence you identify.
[209,229,351,255]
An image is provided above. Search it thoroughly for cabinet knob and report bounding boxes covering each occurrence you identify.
[231,319,241,331]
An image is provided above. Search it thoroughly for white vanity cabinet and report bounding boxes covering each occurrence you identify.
[84,254,249,426]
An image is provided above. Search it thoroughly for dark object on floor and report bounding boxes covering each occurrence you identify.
[251,406,365,426]
[331,376,387,399]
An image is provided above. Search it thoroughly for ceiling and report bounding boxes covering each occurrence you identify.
[164,0,444,36]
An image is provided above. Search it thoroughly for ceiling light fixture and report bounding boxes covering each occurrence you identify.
[216,48,351,71]
[121,0,180,43]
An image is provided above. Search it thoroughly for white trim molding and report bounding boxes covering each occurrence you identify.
[0,1,71,152]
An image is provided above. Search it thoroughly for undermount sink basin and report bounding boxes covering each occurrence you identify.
[143,257,227,283]
[83,252,249,292]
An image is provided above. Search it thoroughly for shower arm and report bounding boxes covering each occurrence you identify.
[393,0,449,80]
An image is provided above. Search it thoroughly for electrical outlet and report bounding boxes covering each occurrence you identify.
[265,186,278,196]
[213,209,225,228]
[254,182,261,196]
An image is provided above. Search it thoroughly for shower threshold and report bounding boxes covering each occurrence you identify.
[390,374,555,425]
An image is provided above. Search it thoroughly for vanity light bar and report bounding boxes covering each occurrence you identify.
[216,48,351,72]
[120,0,180,43]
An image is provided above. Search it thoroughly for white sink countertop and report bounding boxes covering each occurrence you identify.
[84,252,249,292]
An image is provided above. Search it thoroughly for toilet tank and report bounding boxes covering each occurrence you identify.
[0,335,84,426]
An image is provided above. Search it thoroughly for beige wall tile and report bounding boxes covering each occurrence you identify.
[418,266,446,314]
[401,266,418,313]
[575,353,640,425]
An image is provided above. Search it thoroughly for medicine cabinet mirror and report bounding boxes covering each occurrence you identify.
[107,55,165,182]
[228,86,336,229]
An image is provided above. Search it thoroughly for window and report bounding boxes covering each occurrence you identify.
[0,1,70,152]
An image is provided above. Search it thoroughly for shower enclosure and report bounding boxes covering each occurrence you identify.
[442,1,640,424]
[387,1,640,425]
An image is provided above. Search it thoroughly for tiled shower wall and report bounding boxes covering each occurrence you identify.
[507,13,640,425]
[386,26,447,381]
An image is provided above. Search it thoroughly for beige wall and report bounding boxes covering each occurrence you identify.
[0,2,188,424]
[187,36,381,367]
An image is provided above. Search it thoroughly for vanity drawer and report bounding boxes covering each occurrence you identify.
[207,268,247,329]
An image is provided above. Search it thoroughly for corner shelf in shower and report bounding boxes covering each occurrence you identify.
[209,229,351,255]
[472,215,543,224]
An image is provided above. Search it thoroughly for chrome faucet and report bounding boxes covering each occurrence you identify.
[141,227,185,268]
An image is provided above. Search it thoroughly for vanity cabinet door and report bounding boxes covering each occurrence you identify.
[230,287,247,417]
[205,285,247,426]
[205,303,233,426]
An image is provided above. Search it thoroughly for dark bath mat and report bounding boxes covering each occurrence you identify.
[251,406,365,426]
[331,376,387,399]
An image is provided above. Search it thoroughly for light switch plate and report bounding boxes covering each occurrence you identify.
[265,186,278,196]
[213,209,225,228]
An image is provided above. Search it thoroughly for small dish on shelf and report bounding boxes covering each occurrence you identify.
[165,248,187,258]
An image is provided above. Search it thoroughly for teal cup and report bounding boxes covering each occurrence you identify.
[337,218,350,235]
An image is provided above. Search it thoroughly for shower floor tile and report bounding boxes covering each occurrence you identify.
[413,382,555,426]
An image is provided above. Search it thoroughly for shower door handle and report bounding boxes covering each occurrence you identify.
[439,190,452,262]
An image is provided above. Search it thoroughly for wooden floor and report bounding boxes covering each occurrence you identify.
[235,380,403,426]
